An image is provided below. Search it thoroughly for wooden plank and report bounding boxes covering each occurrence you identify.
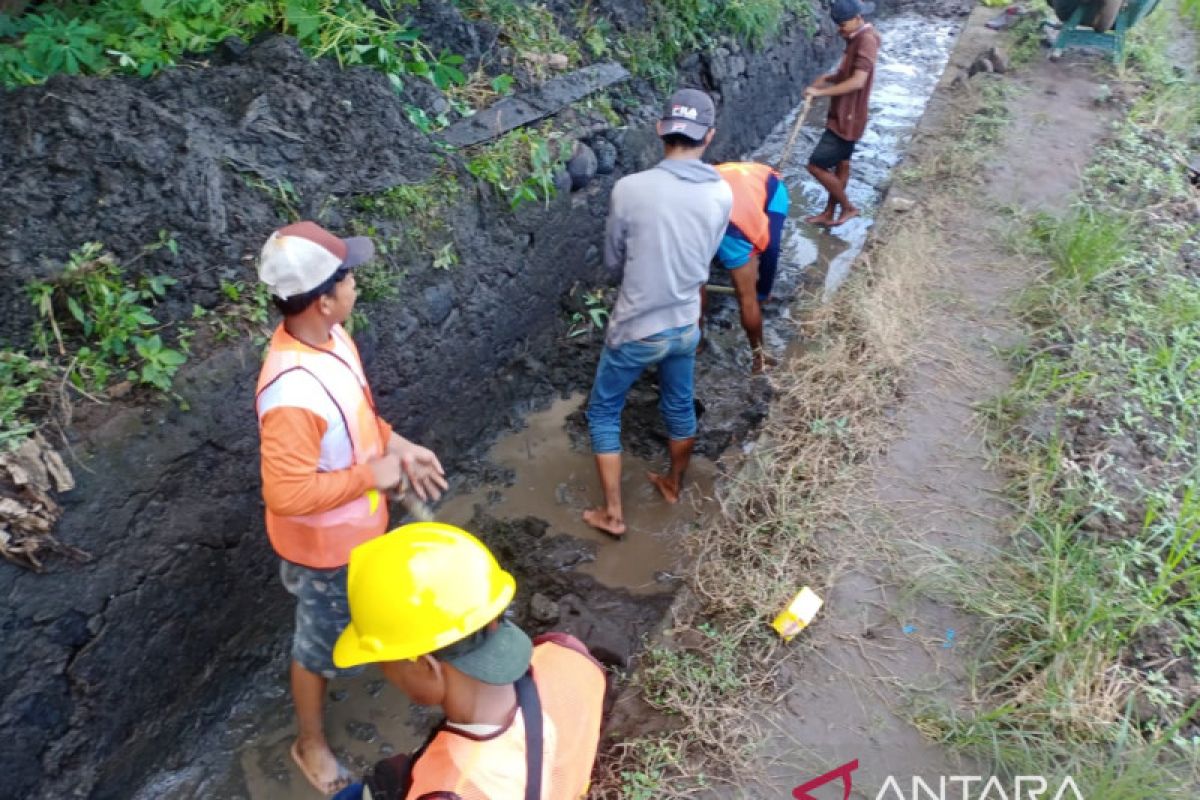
[440,62,629,148]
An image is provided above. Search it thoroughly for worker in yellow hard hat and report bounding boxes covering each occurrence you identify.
[330,522,608,800]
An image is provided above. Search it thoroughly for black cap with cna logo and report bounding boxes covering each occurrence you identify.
[656,88,716,142]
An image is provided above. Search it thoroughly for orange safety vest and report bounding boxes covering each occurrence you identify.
[404,636,607,800]
[255,323,387,568]
[715,161,778,253]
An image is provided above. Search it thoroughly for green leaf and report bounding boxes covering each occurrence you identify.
[490,73,515,95]
[67,297,86,326]
[140,0,167,19]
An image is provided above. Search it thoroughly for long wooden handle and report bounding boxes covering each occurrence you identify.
[775,96,814,171]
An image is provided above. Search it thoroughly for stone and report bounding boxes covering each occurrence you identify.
[591,137,617,175]
[888,195,916,213]
[968,55,994,77]
[566,141,598,190]
[986,46,1010,74]
[529,592,559,623]
[420,285,454,325]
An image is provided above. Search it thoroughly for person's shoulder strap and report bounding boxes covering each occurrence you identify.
[515,671,543,800]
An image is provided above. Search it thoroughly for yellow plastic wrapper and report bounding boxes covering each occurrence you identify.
[771,587,823,641]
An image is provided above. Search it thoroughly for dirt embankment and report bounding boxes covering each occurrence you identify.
[0,2,855,796]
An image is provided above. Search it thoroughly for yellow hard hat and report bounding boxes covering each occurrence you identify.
[333,522,516,669]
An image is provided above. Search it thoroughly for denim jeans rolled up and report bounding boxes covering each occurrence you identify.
[587,323,701,454]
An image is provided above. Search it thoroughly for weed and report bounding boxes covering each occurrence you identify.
[243,175,301,221]
[457,0,579,73]
[615,0,814,88]
[566,288,609,337]
[26,242,186,395]
[467,126,571,208]
[0,352,54,450]
[1005,13,1044,68]
[0,1,467,96]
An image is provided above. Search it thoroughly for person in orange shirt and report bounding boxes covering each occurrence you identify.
[255,221,448,795]
[330,523,607,800]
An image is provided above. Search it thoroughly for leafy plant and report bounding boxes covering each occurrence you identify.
[0,352,54,450]
[467,126,571,209]
[567,288,609,337]
[243,175,300,221]
[26,242,187,395]
[0,0,466,98]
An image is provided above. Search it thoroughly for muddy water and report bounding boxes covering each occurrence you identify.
[436,394,717,592]
[135,14,957,799]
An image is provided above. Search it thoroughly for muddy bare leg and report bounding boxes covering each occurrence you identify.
[805,163,839,225]
[290,661,348,793]
[648,437,694,504]
[729,257,766,372]
[808,162,856,224]
[831,160,859,225]
[583,452,626,536]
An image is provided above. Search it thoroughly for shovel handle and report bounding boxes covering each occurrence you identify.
[775,96,814,171]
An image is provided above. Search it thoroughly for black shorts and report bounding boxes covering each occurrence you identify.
[808,129,856,170]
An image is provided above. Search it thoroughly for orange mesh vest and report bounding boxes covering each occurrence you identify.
[255,324,387,568]
[715,162,777,253]
[405,638,606,800]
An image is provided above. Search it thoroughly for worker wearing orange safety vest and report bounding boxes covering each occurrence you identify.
[711,161,790,373]
[331,523,608,800]
[255,221,448,796]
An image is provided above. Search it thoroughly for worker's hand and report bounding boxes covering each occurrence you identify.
[368,452,404,491]
[394,441,448,502]
[804,85,825,100]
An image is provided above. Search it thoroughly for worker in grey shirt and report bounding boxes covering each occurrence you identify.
[583,88,733,538]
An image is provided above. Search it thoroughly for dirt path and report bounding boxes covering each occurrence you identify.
[722,11,1118,797]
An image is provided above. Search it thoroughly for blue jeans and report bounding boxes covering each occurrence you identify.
[587,323,700,454]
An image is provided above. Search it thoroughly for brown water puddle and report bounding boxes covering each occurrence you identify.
[437,393,717,593]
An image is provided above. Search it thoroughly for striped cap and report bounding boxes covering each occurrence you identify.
[258,221,374,299]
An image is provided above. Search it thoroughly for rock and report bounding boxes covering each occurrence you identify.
[968,56,995,77]
[553,168,572,197]
[547,53,570,71]
[529,592,559,624]
[566,142,598,190]
[887,195,916,213]
[107,380,133,399]
[591,137,617,174]
[420,285,454,325]
[986,46,1010,74]
[1093,83,1113,105]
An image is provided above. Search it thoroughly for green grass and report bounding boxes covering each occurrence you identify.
[927,6,1200,787]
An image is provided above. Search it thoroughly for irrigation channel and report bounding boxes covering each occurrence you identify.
[130,13,960,798]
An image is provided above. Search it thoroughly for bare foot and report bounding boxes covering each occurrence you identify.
[291,738,352,796]
[751,349,779,374]
[831,207,860,227]
[583,508,626,538]
[805,211,835,227]
[647,472,681,504]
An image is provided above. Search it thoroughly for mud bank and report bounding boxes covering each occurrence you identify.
[0,4,863,797]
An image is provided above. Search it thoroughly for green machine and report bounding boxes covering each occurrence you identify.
[1049,0,1162,62]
